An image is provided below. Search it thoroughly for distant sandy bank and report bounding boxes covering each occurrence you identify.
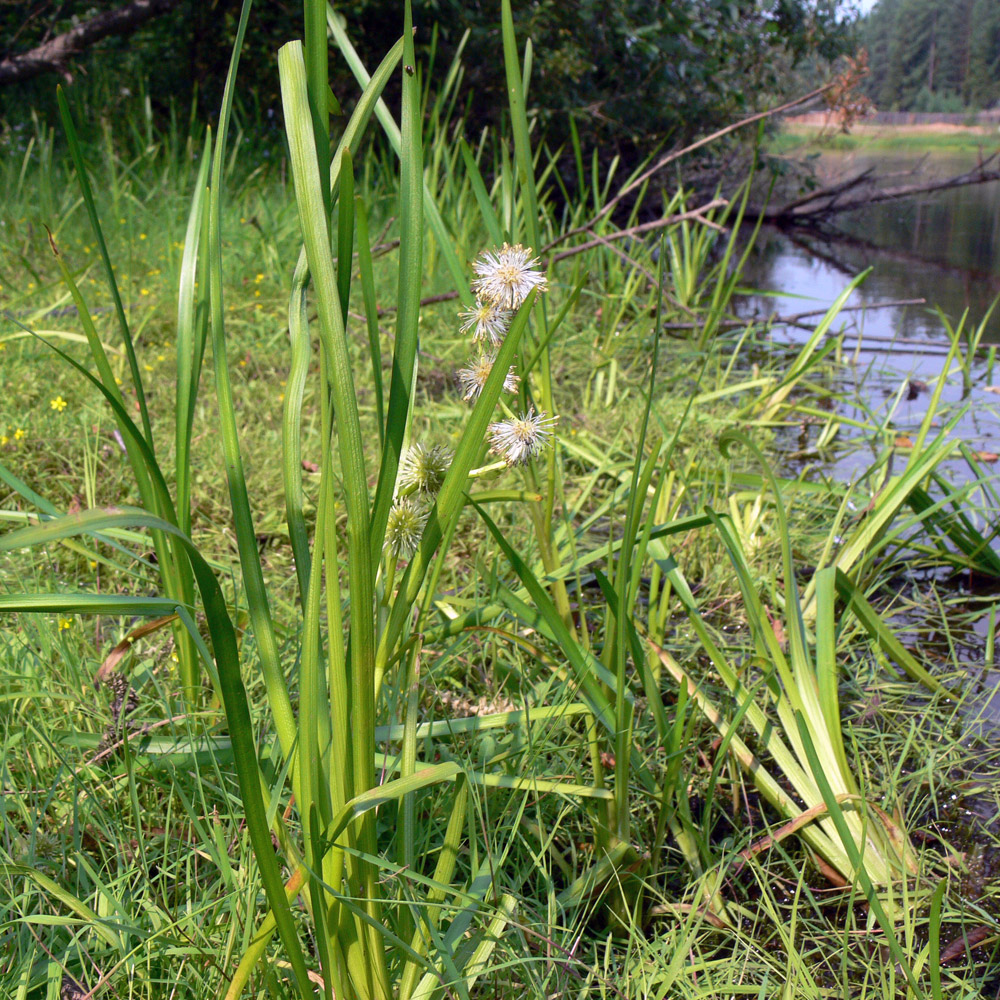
[784,112,997,137]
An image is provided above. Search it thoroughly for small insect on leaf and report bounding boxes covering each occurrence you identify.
[404,65,414,76]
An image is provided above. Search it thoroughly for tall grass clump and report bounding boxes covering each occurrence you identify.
[6,2,1000,998]
[0,1,616,996]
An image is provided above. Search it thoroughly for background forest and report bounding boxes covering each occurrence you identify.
[861,0,1000,112]
[1,0,853,166]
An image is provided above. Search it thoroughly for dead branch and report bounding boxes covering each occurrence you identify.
[757,153,1000,224]
[661,298,927,333]
[374,199,728,316]
[547,198,729,265]
[542,83,834,254]
[0,0,179,86]
[762,166,875,218]
[780,298,926,323]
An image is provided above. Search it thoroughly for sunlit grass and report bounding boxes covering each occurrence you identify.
[2,6,1000,999]
[771,124,1000,157]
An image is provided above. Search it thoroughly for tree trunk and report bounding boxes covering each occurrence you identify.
[0,0,180,86]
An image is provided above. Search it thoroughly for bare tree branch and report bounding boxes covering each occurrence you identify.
[546,199,729,265]
[757,153,1000,224]
[542,83,835,254]
[0,0,179,86]
[371,199,731,316]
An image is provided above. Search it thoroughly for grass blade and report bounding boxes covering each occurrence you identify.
[209,2,298,760]
[355,195,385,446]
[369,2,423,565]
[56,88,154,448]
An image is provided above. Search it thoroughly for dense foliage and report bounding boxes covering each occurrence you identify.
[6,3,1000,998]
[1,0,856,164]
[862,0,1000,111]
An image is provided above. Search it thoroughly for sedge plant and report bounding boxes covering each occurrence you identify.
[4,4,984,998]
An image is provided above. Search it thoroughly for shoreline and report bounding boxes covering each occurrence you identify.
[784,111,999,137]
[772,120,1000,156]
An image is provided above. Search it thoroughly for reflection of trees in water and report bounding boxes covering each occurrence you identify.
[839,185,1000,274]
[742,180,1000,343]
[813,229,999,341]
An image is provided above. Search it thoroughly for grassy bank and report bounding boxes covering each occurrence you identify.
[771,124,1000,157]
[3,8,1000,998]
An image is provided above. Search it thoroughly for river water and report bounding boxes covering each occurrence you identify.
[741,149,1000,722]
[742,149,1000,477]
[745,151,1000,342]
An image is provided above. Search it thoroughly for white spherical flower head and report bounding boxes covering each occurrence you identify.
[472,243,548,311]
[457,352,520,401]
[488,406,558,466]
[459,298,512,347]
[398,443,452,495]
[384,497,427,559]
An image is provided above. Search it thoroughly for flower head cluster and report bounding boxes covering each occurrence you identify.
[399,443,452,495]
[472,243,548,311]
[488,407,558,467]
[386,446,452,563]
[384,497,427,560]
[459,299,512,347]
[450,243,558,472]
[457,352,520,401]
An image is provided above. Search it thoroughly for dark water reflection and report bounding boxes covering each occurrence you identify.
[744,151,1000,342]
[739,151,1000,476]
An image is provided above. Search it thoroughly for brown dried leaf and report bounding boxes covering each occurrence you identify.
[94,614,179,686]
[940,925,991,965]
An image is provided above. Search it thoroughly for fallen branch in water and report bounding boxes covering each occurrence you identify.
[661,297,927,333]
[756,153,1000,224]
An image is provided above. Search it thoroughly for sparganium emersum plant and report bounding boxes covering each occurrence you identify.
[0,0,949,996]
[0,2,604,997]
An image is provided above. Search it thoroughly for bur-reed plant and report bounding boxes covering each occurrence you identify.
[0,2,623,996]
[6,5,999,999]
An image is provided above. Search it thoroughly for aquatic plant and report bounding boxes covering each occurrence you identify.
[3,4,997,999]
[0,3,605,995]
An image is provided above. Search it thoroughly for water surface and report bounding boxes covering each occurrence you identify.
[747,149,1000,342]
[743,149,1000,722]
[742,149,1000,477]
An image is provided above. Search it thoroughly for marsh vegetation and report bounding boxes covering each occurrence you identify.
[2,3,1000,998]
